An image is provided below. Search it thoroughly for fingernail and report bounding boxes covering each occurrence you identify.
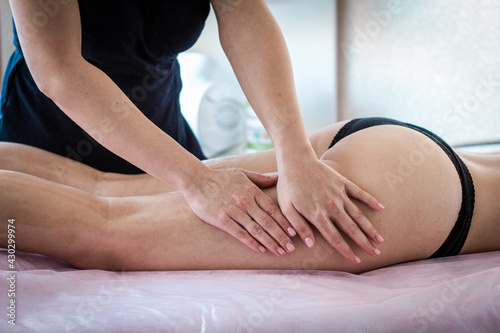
[286,242,295,252]
[354,255,361,264]
[259,246,266,253]
[305,237,314,248]
[378,203,385,210]
[277,247,286,255]
[376,235,384,243]
[287,227,296,237]
[373,248,381,256]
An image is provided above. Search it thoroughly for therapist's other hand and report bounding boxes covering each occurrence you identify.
[277,158,385,263]
[182,168,295,256]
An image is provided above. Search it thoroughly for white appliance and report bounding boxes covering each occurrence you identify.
[178,52,246,158]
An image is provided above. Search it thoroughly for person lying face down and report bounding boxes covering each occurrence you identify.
[0,117,499,273]
[3,0,382,261]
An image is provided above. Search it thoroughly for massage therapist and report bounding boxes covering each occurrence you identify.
[0,0,384,262]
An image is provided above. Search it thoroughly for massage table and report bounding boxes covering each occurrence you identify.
[1,249,499,332]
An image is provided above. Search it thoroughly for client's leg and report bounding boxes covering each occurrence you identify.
[0,142,183,196]
[1,124,464,273]
[98,125,464,273]
[0,170,112,267]
[0,142,102,194]
[0,122,341,197]
[0,142,243,196]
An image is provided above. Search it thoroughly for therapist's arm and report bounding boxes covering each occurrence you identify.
[9,0,296,257]
[212,0,385,263]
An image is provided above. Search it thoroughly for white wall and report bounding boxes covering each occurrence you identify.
[338,0,500,147]
[188,0,337,134]
[0,0,14,90]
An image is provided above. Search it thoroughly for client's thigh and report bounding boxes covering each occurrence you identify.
[109,125,463,273]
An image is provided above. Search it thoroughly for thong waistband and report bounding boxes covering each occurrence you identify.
[328,117,475,259]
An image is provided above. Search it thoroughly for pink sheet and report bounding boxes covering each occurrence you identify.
[1,249,499,332]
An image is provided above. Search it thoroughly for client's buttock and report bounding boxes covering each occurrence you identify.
[319,119,465,270]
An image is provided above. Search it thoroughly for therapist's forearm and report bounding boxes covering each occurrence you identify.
[215,1,317,166]
[43,58,206,190]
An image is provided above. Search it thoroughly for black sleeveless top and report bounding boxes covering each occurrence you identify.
[0,0,210,173]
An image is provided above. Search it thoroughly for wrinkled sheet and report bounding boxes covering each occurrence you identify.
[1,249,499,332]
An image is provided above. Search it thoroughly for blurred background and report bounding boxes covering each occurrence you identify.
[1,0,499,156]
[338,0,500,151]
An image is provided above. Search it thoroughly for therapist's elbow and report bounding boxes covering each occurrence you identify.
[33,74,56,100]
[30,56,85,102]
[33,70,68,102]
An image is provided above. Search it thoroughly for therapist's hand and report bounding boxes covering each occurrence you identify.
[182,168,295,256]
[277,158,385,263]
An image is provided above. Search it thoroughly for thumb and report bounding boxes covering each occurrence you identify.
[241,170,278,188]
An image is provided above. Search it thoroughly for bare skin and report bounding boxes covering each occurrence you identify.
[1,121,499,273]
[8,0,384,259]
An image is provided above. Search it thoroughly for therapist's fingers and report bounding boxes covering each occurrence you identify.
[345,180,385,212]
[343,199,384,245]
[337,201,382,257]
[311,210,361,264]
[183,167,296,256]
[229,205,289,256]
[252,195,296,253]
[345,181,385,244]
[243,169,296,249]
[219,214,269,254]
[282,205,316,249]
[254,188,297,237]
